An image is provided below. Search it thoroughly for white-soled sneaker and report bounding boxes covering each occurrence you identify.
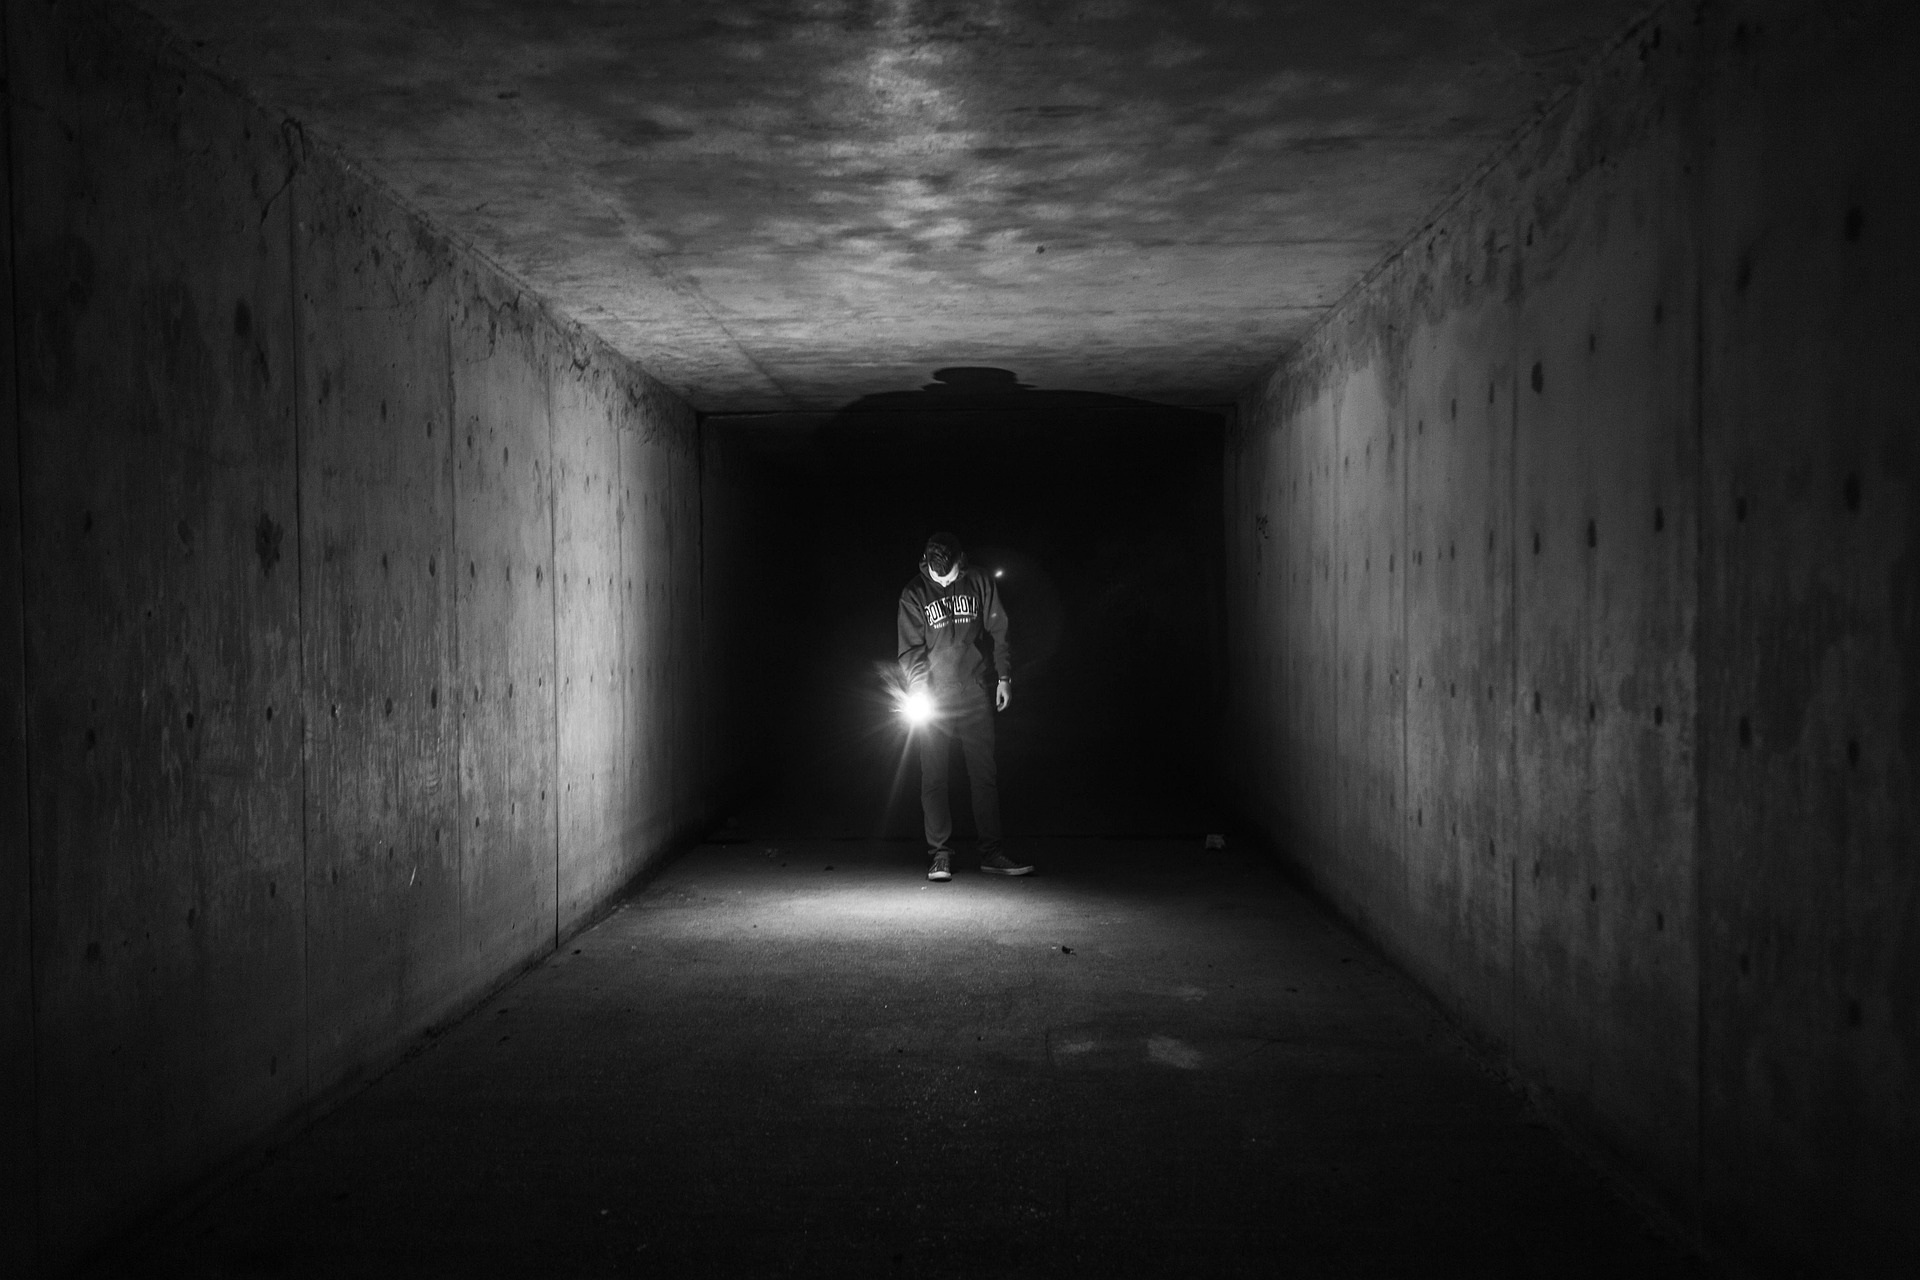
[927,851,952,881]
[979,852,1033,876]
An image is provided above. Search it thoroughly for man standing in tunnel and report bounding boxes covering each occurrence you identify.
[898,532,1033,882]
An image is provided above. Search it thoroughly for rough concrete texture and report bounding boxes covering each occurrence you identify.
[1223,2,1917,1272]
[1694,2,1920,1263]
[1,38,38,1277]
[550,346,629,927]
[450,265,561,997]
[9,0,1914,1273]
[87,839,1702,1279]
[14,1,308,1259]
[133,0,1652,410]
[617,374,704,855]
[551,330,703,933]
[298,154,468,1095]
[3,1,714,1269]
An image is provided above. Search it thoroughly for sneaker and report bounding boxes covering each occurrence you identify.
[979,852,1033,876]
[927,851,952,881]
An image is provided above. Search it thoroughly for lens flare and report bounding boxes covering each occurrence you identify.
[899,688,935,726]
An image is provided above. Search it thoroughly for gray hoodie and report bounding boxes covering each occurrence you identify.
[896,564,1011,693]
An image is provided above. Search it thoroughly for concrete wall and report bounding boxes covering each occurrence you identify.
[1223,1,1918,1273]
[2,20,37,1275]
[2,1,712,1270]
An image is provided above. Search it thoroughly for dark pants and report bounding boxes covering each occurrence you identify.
[917,687,1003,857]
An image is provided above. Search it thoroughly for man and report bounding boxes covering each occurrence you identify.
[897,532,1033,882]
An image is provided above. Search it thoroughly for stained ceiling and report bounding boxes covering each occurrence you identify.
[144,0,1650,411]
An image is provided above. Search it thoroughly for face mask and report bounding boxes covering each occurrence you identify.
[929,562,960,586]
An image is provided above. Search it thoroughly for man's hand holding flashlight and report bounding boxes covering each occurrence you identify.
[900,682,936,726]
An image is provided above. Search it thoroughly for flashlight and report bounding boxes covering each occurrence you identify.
[899,688,935,726]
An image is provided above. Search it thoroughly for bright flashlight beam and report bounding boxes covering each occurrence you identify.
[899,688,935,726]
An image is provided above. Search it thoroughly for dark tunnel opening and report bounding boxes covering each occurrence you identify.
[703,373,1227,843]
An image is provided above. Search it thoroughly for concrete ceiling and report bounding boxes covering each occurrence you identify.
[146,0,1650,412]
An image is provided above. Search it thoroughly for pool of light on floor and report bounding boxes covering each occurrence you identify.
[627,851,1120,943]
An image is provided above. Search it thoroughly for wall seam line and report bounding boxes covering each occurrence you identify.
[445,299,462,978]
[614,387,628,886]
[1690,83,1709,1239]
[696,416,708,825]
[1508,320,1520,1058]
[1401,363,1410,943]
[282,119,314,1124]
[1332,379,1342,894]
[547,358,562,951]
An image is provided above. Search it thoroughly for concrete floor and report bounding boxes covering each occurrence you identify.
[93,839,1703,1279]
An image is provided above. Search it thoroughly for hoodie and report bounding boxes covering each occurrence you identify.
[897,563,1011,694]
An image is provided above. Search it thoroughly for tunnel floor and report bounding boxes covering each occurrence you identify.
[94,839,1702,1279]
